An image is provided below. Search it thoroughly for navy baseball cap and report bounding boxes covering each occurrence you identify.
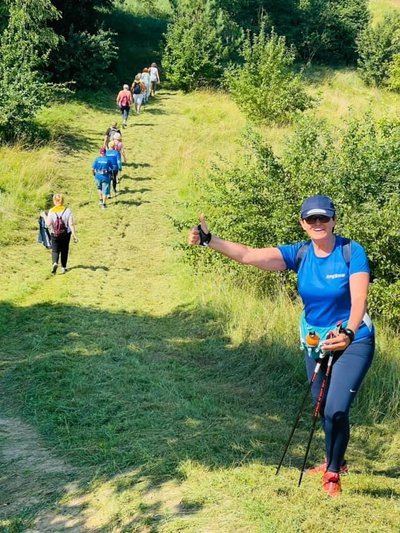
[300,195,336,219]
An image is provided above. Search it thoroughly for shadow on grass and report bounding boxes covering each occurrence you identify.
[144,107,168,116]
[68,265,110,272]
[55,128,99,155]
[101,7,169,82]
[351,487,400,498]
[116,199,150,207]
[118,188,151,196]
[0,301,398,529]
[0,300,312,528]
[123,163,151,168]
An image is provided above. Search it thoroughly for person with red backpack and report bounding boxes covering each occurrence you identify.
[116,84,133,128]
[41,193,78,274]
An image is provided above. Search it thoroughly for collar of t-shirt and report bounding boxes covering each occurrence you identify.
[50,205,65,213]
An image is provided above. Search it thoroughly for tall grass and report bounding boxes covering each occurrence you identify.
[369,0,400,24]
[0,146,59,245]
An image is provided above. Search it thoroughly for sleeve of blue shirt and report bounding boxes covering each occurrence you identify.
[349,241,370,275]
[278,241,307,272]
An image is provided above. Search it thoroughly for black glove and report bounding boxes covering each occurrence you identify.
[198,224,212,246]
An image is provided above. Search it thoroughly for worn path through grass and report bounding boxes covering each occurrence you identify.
[1,90,400,532]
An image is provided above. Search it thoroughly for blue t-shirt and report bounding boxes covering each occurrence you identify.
[106,149,120,171]
[92,156,113,180]
[278,236,373,340]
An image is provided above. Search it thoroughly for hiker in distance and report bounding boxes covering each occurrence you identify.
[41,193,78,274]
[116,84,132,128]
[104,121,121,149]
[92,148,114,208]
[149,62,160,96]
[188,195,374,497]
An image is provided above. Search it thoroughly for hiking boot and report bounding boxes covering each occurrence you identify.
[306,461,348,476]
[322,471,342,497]
[51,263,58,274]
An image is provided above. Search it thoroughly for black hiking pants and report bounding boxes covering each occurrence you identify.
[112,170,118,193]
[51,232,71,268]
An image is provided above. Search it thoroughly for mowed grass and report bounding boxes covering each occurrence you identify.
[1,1,400,528]
[1,86,399,532]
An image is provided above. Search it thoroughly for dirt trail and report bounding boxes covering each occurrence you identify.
[0,416,73,523]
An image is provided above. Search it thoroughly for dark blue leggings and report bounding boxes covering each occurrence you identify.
[305,336,374,473]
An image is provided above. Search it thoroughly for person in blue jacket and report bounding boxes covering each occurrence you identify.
[188,195,374,497]
[92,148,114,208]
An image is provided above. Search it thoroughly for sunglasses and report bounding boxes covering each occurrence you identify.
[304,215,331,224]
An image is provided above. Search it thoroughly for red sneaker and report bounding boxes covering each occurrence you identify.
[306,461,349,475]
[322,471,342,497]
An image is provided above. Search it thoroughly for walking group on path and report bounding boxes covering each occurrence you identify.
[116,63,160,127]
[39,61,161,272]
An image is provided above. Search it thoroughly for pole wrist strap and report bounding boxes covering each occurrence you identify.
[198,225,212,247]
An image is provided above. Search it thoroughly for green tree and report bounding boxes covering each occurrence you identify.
[357,13,400,86]
[225,23,313,124]
[51,0,114,36]
[215,0,369,63]
[0,0,62,142]
[387,53,400,92]
[162,0,240,90]
[50,27,118,89]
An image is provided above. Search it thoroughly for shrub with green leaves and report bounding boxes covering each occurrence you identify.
[357,13,400,87]
[162,0,240,90]
[0,0,64,142]
[49,28,118,89]
[187,115,400,328]
[387,53,400,92]
[224,24,313,125]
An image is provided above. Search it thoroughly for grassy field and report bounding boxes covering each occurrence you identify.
[369,0,400,23]
[1,1,400,532]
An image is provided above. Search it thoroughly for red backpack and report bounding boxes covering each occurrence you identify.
[52,209,67,237]
[120,92,130,106]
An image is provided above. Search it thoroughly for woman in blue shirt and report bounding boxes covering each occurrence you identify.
[188,195,374,497]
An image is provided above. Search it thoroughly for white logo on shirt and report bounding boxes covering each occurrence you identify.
[326,273,346,279]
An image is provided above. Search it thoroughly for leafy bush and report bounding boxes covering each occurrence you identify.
[387,53,400,92]
[296,0,370,64]
[162,0,240,90]
[217,0,369,64]
[186,115,400,328]
[0,0,66,143]
[357,13,400,87]
[224,24,314,124]
[49,28,118,89]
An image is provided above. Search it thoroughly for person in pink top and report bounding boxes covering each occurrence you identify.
[116,84,133,128]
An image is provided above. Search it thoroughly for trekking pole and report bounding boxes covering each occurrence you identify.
[297,321,343,487]
[276,356,324,476]
[298,352,334,486]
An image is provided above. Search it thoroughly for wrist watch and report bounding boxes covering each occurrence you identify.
[342,328,355,344]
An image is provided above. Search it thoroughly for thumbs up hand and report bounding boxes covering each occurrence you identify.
[188,213,211,246]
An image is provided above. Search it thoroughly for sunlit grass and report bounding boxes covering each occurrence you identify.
[369,0,400,24]
[1,3,400,526]
[0,146,59,245]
